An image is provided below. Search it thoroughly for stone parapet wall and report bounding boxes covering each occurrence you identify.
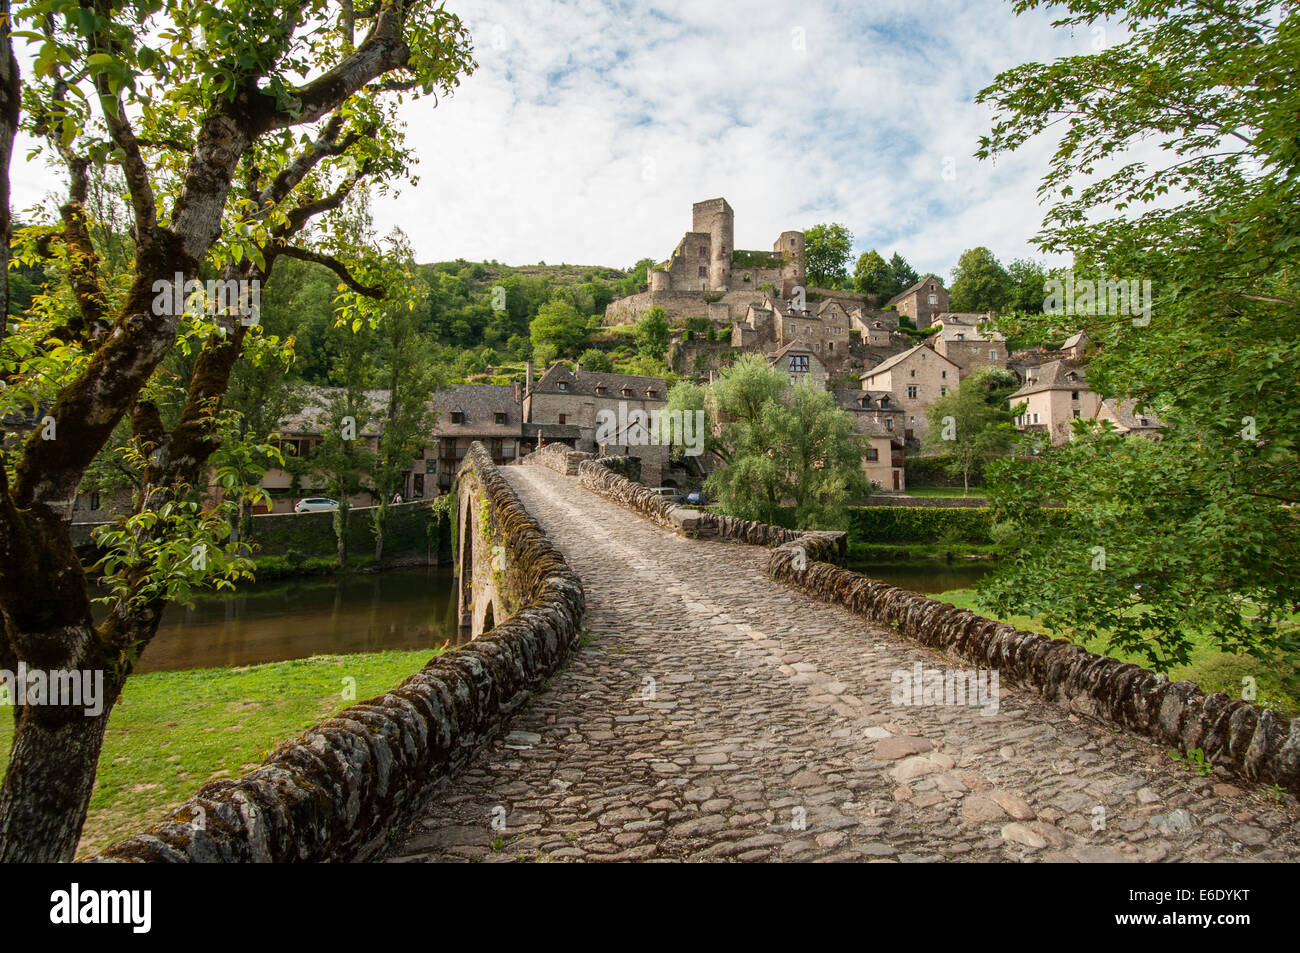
[768,537,1300,795]
[523,443,592,476]
[576,456,845,555]
[93,442,585,863]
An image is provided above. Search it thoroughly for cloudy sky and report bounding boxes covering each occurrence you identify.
[10,0,1097,278]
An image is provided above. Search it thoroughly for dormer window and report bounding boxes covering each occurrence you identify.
[450,412,464,424]
[646,389,657,398]
[621,387,632,397]
[595,385,606,395]
[495,412,507,425]
[557,382,567,391]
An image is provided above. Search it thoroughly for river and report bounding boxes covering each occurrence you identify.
[134,567,461,673]
[843,561,993,594]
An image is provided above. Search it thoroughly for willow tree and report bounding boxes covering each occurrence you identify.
[0,0,473,862]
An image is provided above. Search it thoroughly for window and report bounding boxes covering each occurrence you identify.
[450,411,464,424]
[557,382,567,391]
[928,294,937,305]
[621,386,632,397]
[1072,409,1081,418]
[595,385,606,395]
[790,238,796,247]
[699,266,707,277]
[955,332,965,340]
[907,385,918,399]
[865,448,879,461]
[1032,412,1040,424]
[940,386,948,396]
[495,412,507,425]
[990,351,997,360]
[646,389,657,398]
[1071,391,1079,400]
[699,246,707,257]
[910,369,916,377]
[885,418,894,430]
[789,355,809,372]
[941,370,947,379]
[558,414,567,424]
[1139,417,1149,427]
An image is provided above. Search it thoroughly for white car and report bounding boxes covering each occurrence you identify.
[294,497,339,513]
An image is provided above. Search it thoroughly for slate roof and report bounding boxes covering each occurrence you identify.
[1009,360,1088,398]
[937,323,1006,343]
[432,384,522,436]
[768,341,821,363]
[886,274,943,306]
[1096,398,1163,431]
[1061,330,1089,350]
[831,388,899,411]
[277,385,389,436]
[858,343,960,380]
[533,364,667,401]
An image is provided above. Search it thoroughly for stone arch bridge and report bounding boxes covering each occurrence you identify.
[404,443,1300,863]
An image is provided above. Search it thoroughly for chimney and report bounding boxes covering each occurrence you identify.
[525,359,534,394]
[513,380,520,404]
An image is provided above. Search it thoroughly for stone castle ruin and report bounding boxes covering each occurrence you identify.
[604,197,810,325]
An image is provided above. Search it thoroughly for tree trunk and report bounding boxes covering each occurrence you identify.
[0,674,124,862]
[334,501,348,568]
[373,498,386,562]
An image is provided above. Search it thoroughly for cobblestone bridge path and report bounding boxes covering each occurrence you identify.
[388,465,1300,863]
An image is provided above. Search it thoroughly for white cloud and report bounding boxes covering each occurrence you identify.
[7,0,1091,277]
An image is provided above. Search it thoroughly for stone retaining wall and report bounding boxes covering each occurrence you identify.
[92,443,585,863]
[768,536,1300,795]
[524,442,592,476]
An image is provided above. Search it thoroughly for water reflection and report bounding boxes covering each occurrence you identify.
[132,567,462,673]
[844,561,993,595]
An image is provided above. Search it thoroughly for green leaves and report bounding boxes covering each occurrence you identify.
[975,0,1300,675]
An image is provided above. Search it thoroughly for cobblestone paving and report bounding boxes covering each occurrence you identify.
[387,465,1300,863]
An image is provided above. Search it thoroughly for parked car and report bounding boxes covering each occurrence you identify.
[685,490,708,505]
[294,497,339,513]
[648,487,684,504]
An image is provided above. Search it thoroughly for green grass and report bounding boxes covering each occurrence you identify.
[902,486,987,498]
[934,588,1299,716]
[0,648,439,859]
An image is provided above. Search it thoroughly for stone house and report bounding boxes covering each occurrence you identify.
[423,384,525,493]
[933,319,1008,374]
[833,389,907,492]
[887,275,949,329]
[858,343,963,441]
[522,362,673,484]
[768,341,828,390]
[1060,330,1090,361]
[260,386,413,512]
[1094,398,1164,440]
[1008,360,1101,446]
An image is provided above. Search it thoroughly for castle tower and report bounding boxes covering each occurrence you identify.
[692,198,734,291]
[775,230,805,291]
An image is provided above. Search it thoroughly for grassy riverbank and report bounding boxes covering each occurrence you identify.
[935,588,1300,717]
[0,648,439,859]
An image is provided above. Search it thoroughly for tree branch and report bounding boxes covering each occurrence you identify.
[273,244,382,297]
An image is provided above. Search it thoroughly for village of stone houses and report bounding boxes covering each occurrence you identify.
[0,1,1295,891]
